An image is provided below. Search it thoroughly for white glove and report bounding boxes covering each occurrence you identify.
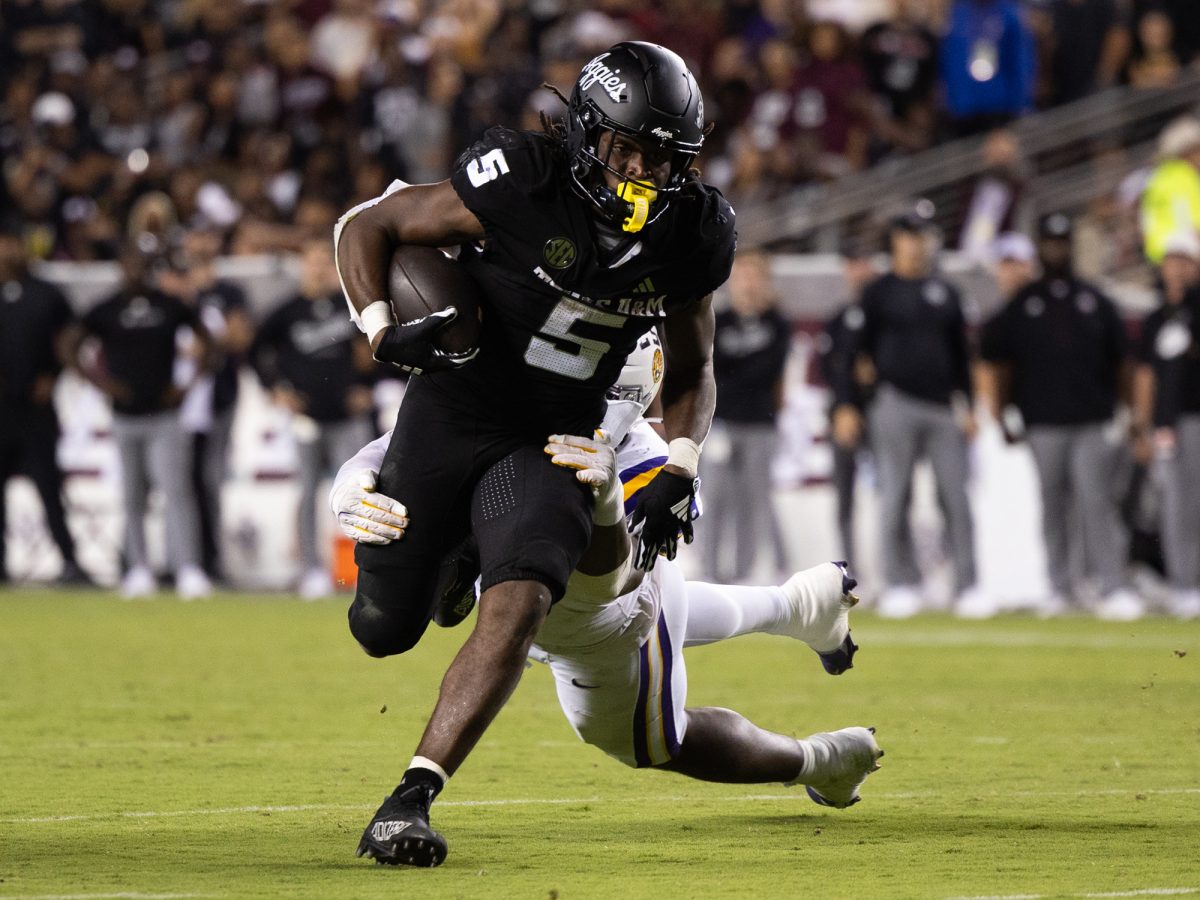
[545,431,624,526]
[329,469,409,545]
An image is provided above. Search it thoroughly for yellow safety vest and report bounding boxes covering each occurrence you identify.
[1141,159,1200,263]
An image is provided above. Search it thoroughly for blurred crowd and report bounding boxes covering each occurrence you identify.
[4,0,1200,262]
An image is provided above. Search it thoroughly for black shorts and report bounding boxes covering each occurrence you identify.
[350,373,597,654]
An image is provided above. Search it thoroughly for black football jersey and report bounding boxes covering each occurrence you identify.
[446,126,736,431]
[1136,299,1200,426]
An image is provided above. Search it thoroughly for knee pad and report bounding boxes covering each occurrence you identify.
[347,577,430,658]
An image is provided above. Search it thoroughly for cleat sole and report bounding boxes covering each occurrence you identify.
[370,836,447,868]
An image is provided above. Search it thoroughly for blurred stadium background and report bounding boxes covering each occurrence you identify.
[4,3,1200,898]
[2,0,1199,610]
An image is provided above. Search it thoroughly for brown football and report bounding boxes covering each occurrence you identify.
[387,245,482,356]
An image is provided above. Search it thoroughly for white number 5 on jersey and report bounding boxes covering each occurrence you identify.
[467,149,510,187]
[526,297,625,380]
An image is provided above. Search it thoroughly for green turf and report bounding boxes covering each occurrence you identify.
[1,590,1198,899]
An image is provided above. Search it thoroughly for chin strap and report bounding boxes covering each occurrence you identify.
[617,181,658,233]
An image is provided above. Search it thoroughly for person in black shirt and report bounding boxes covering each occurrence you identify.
[161,227,255,583]
[860,0,939,154]
[701,250,791,583]
[337,44,736,866]
[833,204,981,618]
[1035,0,1129,105]
[66,240,213,599]
[976,232,1036,445]
[1131,232,1200,618]
[979,213,1142,620]
[818,239,878,564]
[0,219,92,586]
[250,236,376,599]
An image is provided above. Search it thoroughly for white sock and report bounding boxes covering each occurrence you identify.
[780,563,849,652]
[682,580,792,646]
[788,738,817,785]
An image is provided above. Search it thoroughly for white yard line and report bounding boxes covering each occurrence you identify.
[857,630,1193,650]
[948,889,1198,900]
[2,893,210,900]
[4,787,1198,825]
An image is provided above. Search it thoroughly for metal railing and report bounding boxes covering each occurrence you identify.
[739,70,1200,253]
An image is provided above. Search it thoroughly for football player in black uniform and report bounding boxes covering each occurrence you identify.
[335,43,736,866]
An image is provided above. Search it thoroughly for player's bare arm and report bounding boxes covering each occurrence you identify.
[336,181,485,358]
[659,294,718,458]
[629,295,716,569]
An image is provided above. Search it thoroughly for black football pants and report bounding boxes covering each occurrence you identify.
[349,375,594,657]
[0,404,78,581]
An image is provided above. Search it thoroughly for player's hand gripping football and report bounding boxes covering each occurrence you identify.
[329,469,409,545]
[629,467,698,571]
[372,308,478,375]
[544,431,624,525]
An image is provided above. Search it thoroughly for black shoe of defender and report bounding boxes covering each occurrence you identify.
[431,536,480,628]
[356,784,447,867]
[817,632,858,676]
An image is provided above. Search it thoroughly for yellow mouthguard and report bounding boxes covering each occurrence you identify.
[617,181,658,233]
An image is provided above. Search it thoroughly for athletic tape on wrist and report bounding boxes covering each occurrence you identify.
[361,301,397,345]
[409,755,450,786]
[591,475,626,527]
[667,438,701,477]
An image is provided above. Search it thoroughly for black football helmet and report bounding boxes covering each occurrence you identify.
[565,42,706,231]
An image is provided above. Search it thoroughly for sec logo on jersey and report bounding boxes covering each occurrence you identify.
[543,237,577,269]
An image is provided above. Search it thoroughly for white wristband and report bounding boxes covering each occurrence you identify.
[667,437,701,477]
[360,300,397,345]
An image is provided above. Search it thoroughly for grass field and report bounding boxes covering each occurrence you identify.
[1,590,1198,900]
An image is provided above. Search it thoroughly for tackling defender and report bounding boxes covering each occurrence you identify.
[335,43,735,866]
[331,335,884,865]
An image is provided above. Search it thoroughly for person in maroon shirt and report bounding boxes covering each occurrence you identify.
[789,20,871,178]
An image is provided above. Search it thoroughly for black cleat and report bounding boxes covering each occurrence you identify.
[356,784,447,868]
[431,537,480,628]
[817,632,858,675]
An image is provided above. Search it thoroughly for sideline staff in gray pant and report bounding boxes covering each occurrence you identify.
[818,239,879,564]
[1132,233,1200,617]
[68,241,213,597]
[869,384,975,596]
[111,410,202,580]
[250,236,380,597]
[702,251,791,582]
[1024,424,1127,598]
[980,212,1140,620]
[832,203,979,617]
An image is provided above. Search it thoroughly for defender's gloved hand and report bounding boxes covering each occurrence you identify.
[629,469,697,570]
[545,431,623,526]
[329,469,409,545]
[373,308,478,375]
